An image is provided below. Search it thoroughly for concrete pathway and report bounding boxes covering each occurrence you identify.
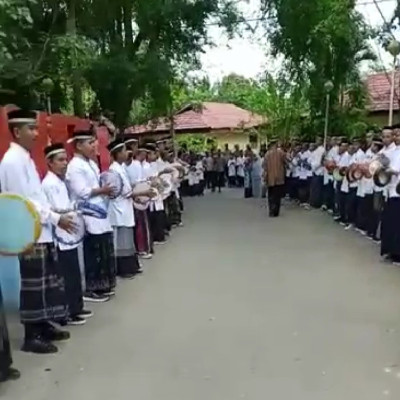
[3,189,400,399]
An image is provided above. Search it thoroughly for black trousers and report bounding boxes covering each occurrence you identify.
[268,185,284,217]
[381,198,400,260]
[310,175,323,208]
[212,171,224,192]
[346,187,358,225]
[369,192,383,238]
[205,171,212,189]
[339,191,348,222]
[298,179,310,204]
[323,181,335,211]
[58,248,84,317]
[0,287,12,374]
[236,176,244,187]
[228,176,236,187]
[356,195,374,232]
[148,210,166,242]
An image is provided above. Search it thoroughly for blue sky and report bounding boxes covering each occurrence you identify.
[199,0,398,82]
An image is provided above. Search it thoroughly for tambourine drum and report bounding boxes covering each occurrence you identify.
[76,197,109,219]
[132,181,155,211]
[100,170,123,199]
[171,168,180,183]
[373,167,392,188]
[54,212,85,246]
[159,175,173,200]
[0,194,41,256]
[369,160,382,177]
[332,168,343,182]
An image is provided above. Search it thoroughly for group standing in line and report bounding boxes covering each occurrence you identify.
[0,109,191,383]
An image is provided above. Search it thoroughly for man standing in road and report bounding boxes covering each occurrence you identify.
[212,150,226,193]
[264,139,286,217]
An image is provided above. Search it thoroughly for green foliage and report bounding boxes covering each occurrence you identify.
[0,0,240,121]
[262,0,376,137]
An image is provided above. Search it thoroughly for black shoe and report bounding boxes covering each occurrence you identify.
[21,338,58,354]
[42,325,70,342]
[77,309,94,319]
[83,292,110,303]
[0,367,21,382]
[66,316,86,326]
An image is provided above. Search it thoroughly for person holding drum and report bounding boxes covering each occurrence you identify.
[381,128,400,264]
[0,109,75,354]
[42,143,93,326]
[66,130,116,303]
[143,142,170,245]
[371,128,397,243]
[125,144,154,259]
[107,138,143,279]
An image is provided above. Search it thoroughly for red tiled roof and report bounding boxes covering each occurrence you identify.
[126,102,266,135]
[366,70,400,113]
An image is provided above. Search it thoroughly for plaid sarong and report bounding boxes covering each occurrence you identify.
[19,243,68,323]
[83,232,116,293]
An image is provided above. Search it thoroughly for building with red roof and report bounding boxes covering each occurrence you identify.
[125,102,267,150]
[365,70,400,126]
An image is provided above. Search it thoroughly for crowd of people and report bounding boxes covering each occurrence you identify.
[0,109,192,383]
[262,128,400,265]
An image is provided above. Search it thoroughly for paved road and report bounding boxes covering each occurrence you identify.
[3,190,400,399]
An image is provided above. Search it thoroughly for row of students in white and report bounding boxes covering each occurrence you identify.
[288,128,400,265]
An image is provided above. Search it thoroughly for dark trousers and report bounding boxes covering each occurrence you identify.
[323,181,335,211]
[334,182,342,216]
[339,191,348,222]
[0,288,12,374]
[298,178,310,204]
[205,171,212,189]
[356,195,374,232]
[212,171,224,192]
[268,185,284,217]
[310,175,323,208]
[228,176,236,187]
[58,248,84,317]
[346,187,358,224]
[236,176,244,187]
[369,192,383,238]
[148,210,166,242]
[381,198,400,260]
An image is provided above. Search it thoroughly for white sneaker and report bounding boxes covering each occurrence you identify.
[139,253,152,259]
[344,224,353,230]
[154,241,167,245]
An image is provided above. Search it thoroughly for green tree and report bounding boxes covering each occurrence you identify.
[261,0,376,136]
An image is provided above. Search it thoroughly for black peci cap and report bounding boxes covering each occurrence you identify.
[107,138,125,153]
[67,129,95,144]
[44,143,66,159]
[7,109,37,125]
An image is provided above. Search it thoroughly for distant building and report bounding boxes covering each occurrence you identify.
[125,102,267,150]
[366,70,400,127]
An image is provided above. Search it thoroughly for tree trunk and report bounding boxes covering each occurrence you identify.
[67,0,84,117]
[123,2,133,48]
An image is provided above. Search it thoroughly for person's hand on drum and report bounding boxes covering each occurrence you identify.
[58,214,77,234]
[93,184,115,197]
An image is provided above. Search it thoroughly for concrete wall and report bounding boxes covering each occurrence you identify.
[367,111,400,128]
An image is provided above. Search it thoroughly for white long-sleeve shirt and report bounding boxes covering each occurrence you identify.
[374,143,397,194]
[0,142,59,243]
[323,145,339,184]
[339,152,351,193]
[42,171,78,251]
[125,159,143,186]
[387,146,400,199]
[66,155,112,234]
[310,145,325,176]
[109,161,135,227]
